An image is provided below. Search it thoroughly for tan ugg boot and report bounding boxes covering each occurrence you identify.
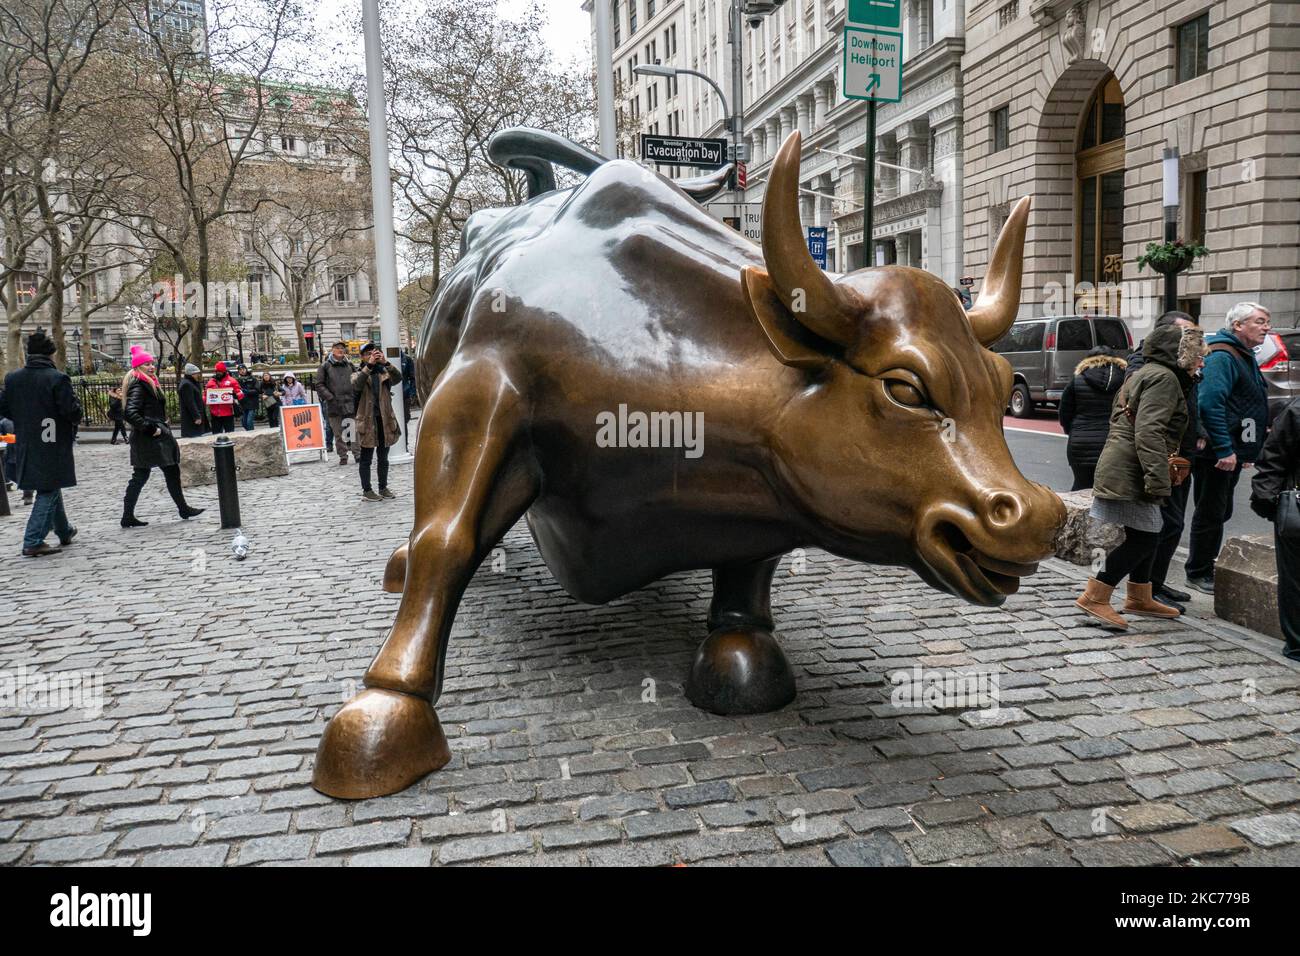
[1123,582,1181,618]
[1075,578,1129,630]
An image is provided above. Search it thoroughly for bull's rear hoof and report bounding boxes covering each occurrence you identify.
[685,625,796,716]
[312,688,451,799]
[382,543,407,593]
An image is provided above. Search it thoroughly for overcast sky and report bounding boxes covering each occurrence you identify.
[313,1,593,75]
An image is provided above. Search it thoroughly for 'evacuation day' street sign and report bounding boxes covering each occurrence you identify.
[847,0,901,28]
[842,27,904,103]
[640,135,727,168]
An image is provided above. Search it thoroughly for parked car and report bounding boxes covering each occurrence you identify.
[989,314,1134,417]
[1257,328,1299,424]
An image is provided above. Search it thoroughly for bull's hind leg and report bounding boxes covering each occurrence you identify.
[686,555,796,716]
[313,365,537,799]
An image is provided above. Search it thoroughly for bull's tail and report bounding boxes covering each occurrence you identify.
[487,126,733,203]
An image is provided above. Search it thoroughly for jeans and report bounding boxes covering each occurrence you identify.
[241,409,256,431]
[358,444,389,492]
[1185,458,1243,579]
[1097,527,1159,587]
[24,489,73,549]
[1149,478,1192,590]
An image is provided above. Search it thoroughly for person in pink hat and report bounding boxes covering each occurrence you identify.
[119,346,204,527]
[204,360,244,434]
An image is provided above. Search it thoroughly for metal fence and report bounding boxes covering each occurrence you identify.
[72,373,318,428]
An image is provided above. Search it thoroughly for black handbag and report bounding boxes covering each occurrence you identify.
[1278,488,1300,540]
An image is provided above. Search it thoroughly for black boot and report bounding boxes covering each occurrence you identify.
[122,471,148,528]
[163,466,204,519]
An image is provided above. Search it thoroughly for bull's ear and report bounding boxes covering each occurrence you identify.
[740,266,833,369]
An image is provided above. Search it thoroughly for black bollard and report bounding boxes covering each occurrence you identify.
[213,436,241,530]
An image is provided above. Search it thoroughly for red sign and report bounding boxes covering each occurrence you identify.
[736,161,747,190]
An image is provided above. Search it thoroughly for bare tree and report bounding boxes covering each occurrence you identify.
[339,0,600,301]
[112,0,311,360]
[0,0,137,372]
[240,147,372,358]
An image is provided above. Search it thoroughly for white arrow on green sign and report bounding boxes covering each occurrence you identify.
[842,26,903,103]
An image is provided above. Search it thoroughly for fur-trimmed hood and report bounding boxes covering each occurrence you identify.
[1074,353,1127,395]
[1073,353,1128,376]
[1177,325,1208,371]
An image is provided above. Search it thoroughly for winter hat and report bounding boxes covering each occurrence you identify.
[183,363,201,375]
[26,329,56,356]
[215,361,227,374]
[359,341,378,357]
[129,345,155,368]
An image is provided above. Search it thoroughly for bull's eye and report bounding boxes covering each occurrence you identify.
[885,378,928,409]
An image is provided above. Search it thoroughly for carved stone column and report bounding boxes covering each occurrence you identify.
[795,96,811,139]
[813,84,828,131]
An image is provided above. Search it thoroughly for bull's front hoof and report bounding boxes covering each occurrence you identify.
[686,625,796,716]
[382,543,407,593]
[312,688,451,799]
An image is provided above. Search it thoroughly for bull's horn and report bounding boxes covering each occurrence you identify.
[968,196,1031,347]
[762,131,854,345]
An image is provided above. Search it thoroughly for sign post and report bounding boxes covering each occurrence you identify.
[843,0,903,269]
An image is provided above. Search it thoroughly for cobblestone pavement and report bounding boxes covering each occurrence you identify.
[2,441,1299,867]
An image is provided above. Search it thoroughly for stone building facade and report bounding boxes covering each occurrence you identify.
[592,0,969,281]
[962,0,1299,328]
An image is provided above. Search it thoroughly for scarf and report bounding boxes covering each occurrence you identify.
[131,368,161,393]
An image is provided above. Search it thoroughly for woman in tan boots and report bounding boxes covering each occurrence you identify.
[1076,321,1206,629]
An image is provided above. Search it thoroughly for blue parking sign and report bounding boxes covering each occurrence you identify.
[806,227,828,269]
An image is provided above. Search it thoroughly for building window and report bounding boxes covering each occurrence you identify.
[1175,13,1209,83]
[629,0,637,33]
[647,0,655,15]
[15,271,37,305]
[247,272,264,296]
[613,1,621,45]
[1188,168,1208,244]
[279,134,296,153]
[340,322,356,341]
[991,106,1010,152]
[332,270,355,303]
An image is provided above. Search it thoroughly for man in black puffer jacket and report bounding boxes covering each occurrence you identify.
[1059,347,1128,491]
[1124,311,1207,610]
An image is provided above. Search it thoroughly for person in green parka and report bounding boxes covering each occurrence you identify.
[1075,321,1207,630]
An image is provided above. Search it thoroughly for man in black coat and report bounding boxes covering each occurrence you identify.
[178,363,208,438]
[1124,311,1207,610]
[0,330,82,556]
[1251,397,1300,661]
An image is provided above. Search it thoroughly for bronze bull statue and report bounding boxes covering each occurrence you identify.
[312,129,1065,799]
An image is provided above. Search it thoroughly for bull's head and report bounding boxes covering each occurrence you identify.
[741,132,1065,606]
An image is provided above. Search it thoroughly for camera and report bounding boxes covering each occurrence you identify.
[747,14,764,27]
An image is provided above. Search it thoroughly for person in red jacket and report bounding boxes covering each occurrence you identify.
[205,361,244,434]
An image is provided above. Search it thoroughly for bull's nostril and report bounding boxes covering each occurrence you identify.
[988,493,1020,526]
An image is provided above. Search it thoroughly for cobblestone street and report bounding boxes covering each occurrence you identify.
[2,442,1299,867]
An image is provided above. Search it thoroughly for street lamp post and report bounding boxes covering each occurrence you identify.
[634,63,735,196]
[228,300,245,366]
[1162,147,1180,314]
[70,327,82,376]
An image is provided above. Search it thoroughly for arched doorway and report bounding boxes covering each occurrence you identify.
[1074,75,1125,314]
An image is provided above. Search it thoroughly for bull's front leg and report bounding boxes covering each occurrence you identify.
[686,555,796,716]
[313,364,537,799]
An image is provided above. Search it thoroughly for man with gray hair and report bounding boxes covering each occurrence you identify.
[1184,302,1271,593]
